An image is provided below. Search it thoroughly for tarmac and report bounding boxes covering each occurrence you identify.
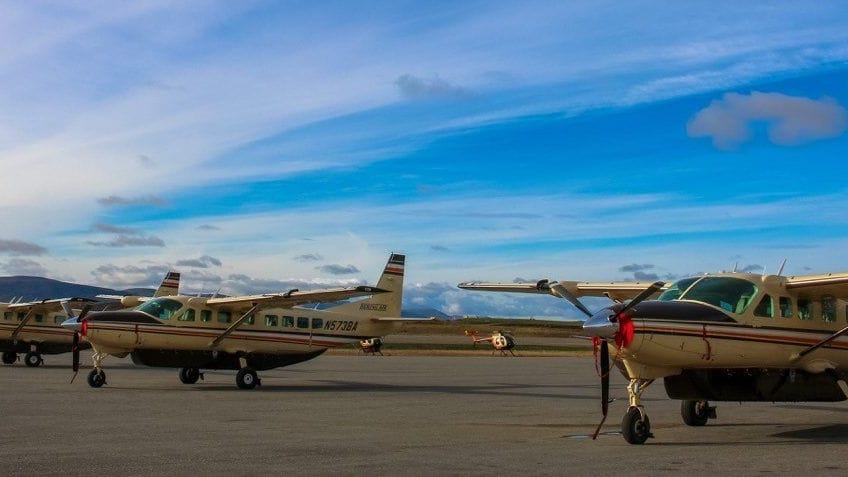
[1,354,848,476]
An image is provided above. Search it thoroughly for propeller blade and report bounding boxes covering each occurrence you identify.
[77,305,91,321]
[72,332,80,372]
[592,338,611,440]
[61,301,75,319]
[548,282,593,318]
[618,281,665,315]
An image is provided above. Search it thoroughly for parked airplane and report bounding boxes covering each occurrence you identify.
[460,270,848,444]
[464,329,516,355]
[63,253,426,389]
[0,272,181,367]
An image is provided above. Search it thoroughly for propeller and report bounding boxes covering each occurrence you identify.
[61,303,91,382]
[547,281,664,439]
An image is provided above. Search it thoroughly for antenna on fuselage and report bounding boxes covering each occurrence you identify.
[777,258,787,276]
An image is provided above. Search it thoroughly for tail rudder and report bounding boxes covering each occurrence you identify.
[329,253,405,318]
[154,271,181,297]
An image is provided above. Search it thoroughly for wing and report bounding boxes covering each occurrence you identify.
[205,285,387,311]
[6,297,97,313]
[458,279,661,302]
[785,272,848,298]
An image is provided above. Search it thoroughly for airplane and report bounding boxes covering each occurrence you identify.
[0,272,181,367]
[62,253,429,389]
[460,269,848,444]
[464,329,516,355]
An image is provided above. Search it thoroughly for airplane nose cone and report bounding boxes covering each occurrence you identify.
[61,316,82,332]
[582,306,619,339]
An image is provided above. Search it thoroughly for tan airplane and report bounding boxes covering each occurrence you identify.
[0,272,181,367]
[464,329,516,355]
[460,270,848,444]
[62,253,426,389]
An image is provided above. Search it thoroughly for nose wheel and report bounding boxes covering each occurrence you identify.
[87,369,107,388]
[620,378,655,444]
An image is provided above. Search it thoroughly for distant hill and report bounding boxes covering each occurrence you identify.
[0,276,154,302]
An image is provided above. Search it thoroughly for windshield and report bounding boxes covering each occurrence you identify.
[135,298,184,320]
[657,277,699,301]
[678,277,759,314]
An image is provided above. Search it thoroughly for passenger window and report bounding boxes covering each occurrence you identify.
[265,315,278,327]
[779,297,793,318]
[754,295,773,318]
[217,311,232,324]
[822,296,836,322]
[54,315,66,324]
[283,316,294,328]
[3,312,11,320]
[798,299,813,320]
[297,317,309,329]
[245,315,255,325]
[201,310,212,322]
[180,309,196,322]
[34,313,44,323]
[312,318,323,329]
[17,312,26,321]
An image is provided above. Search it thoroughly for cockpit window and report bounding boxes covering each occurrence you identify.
[678,277,759,314]
[136,298,184,320]
[657,277,699,301]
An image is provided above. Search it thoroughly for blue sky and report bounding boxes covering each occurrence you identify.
[1,1,848,318]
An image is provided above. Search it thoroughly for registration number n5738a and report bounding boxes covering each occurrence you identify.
[324,320,358,332]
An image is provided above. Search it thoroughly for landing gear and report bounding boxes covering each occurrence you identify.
[621,378,655,445]
[86,349,108,388]
[681,400,715,426]
[622,407,652,445]
[87,369,106,388]
[236,367,260,390]
[1,351,16,365]
[24,351,42,367]
[179,367,202,384]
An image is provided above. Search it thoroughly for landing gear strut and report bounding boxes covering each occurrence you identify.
[1,351,17,365]
[87,349,108,388]
[622,378,655,444]
[24,351,42,367]
[681,400,716,426]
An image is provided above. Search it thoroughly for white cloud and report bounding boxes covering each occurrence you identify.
[0,258,48,276]
[687,92,848,149]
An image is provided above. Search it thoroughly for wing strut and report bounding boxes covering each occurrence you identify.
[10,308,37,338]
[209,305,260,348]
[791,325,848,361]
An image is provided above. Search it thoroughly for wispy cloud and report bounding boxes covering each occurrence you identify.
[175,255,222,268]
[687,92,848,149]
[92,222,140,234]
[0,258,48,276]
[97,195,169,207]
[87,235,166,248]
[317,264,360,275]
[395,74,471,100]
[294,253,323,262]
[0,239,48,256]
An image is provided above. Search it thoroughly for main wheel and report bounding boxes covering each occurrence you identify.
[681,400,710,426]
[236,367,259,390]
[24,351,42,367]
[87,369,106,388]
[179,367,201,384]
[1,351,16,365]
[622,407,652,445]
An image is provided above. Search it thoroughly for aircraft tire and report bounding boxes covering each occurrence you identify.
[236,367,258,390]
[87,369,106,388]
[681,400,710,426]
[179,367,201,384]
[621,407,651,445]
[24,351,42,368]
[1,351,16,365]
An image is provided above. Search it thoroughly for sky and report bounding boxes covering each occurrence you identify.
[2,1,848,319]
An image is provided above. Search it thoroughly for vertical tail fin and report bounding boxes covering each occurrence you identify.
[154,271,181,297]
[329,253,405,318]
